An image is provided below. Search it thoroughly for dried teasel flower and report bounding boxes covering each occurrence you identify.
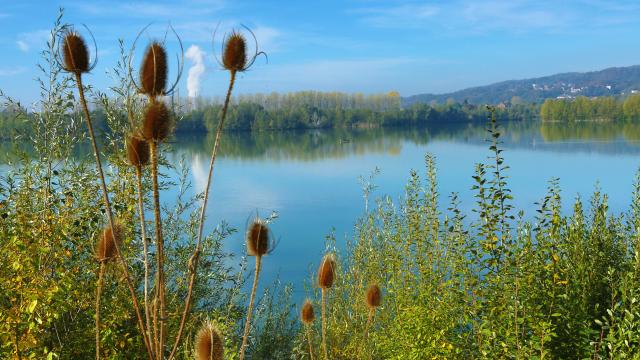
[317,254,336,289]
[126,136,150,167]
[142,101,172,142]
[62,31,90,74]
[301,299,315,324]
[216,26,266,74]
[223,32,247,72]
[195,321,224,360]
[246,217,271,256]
[97,222,123,262]
[365,284,382,309]
[140,42,168,97]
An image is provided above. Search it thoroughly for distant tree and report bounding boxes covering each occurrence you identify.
[623,94,640,121]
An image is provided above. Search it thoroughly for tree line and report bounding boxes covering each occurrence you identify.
[540,94,640,122]
[175,91,538,133]
[0,92,540,140]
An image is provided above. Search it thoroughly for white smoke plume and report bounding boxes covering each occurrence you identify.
[185,45,206,98]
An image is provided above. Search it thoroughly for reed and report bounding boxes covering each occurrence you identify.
[239,218,273,360]
[132,33,178,357]
[60,27,153,360]
[169,27,265,360]
[301,299,316,360]
[95,223,122,359]
[126,135,153,354]
[317,254,336,360]
[363,284,381,343]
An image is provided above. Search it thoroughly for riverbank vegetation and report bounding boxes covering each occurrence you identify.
[0,93,538,140]
[541,94,640,122]
[4,12,640,360]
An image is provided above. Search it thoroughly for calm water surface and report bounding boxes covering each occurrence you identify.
[5,121,640,298]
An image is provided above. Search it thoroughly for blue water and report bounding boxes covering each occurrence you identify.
[166,122,640,300]
[5,121,640,300]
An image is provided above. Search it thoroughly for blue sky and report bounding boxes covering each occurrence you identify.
[1,0,640,105]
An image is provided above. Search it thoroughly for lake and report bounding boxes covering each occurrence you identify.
[4,120,640,300]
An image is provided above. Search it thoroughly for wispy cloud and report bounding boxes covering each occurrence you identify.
[352,0,638,34]
[354,4,440,28]
[252,25,282,53]
[244,57,450,93]
[16,40,28,52]
[16,29,50,52]
[460,1,565,33]
[72,0,225,19]
[0,66,27,76]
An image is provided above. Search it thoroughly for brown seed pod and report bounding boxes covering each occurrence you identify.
[126,136,150,167]
[301,299,315,324]
[62,32,90,73]
[140,42,168,97]
[317,254,336,289]
[142,101,172,142]
[97,222,123,262]
[195,321,224,360]
[223,32,247,72]
[246,218,270,256]
[365,284,382,309]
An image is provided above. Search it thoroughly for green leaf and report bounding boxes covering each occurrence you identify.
[27,299,38,313]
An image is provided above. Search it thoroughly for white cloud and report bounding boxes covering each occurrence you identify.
[0,66,27,76]
[16,40,28,52]
[16,29,50,53]
[185,45,206,98]
[251,26,281,53]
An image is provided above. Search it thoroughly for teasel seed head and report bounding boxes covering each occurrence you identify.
[246,217,270,257]
[126,135,150,168]
[140,42,168,97]
[143,100,172,142]
[97,222,123,262]
[365,284,382,310]
[223,32,247,72]
[317,253,337,289]
[301,299,315,324]
[195,321,224,360]
[62,32,90,74]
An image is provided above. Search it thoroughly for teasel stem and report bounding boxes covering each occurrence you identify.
[305,324,315,360]
[239,254,262,360]
[321,289,328,360]
[149,140,166,358]
[168,70,236,360]
[95,262,105,360]
[363,308,374,346]
[74,73,154,360]
[135,165,154,358]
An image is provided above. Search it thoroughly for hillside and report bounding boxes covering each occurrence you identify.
[404,65,640,106]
